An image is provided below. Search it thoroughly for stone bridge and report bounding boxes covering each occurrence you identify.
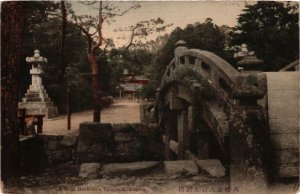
[149,40,299,190]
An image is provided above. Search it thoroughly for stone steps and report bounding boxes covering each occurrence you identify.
[19,101,55,108]
[24,90,50,102]
[19,86,57,118]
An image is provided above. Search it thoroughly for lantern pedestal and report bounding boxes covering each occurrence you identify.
[18,87,58,118]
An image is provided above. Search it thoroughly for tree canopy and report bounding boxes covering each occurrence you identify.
[10,1,300,109]
[230,1,299,71]
[151,19,229,92]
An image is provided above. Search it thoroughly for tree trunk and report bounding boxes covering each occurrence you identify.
[1,1,25,189]
[59,0,67,81]
[88,52,101,122]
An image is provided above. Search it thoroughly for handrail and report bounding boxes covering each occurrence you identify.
[181,49,237,85]
[160,48,238,92]
[279,60,299,72]
[160,58,175,86]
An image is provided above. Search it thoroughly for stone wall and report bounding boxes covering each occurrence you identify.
[20,123,163,175]
[20,134,78,175]
[20,136,48,175]
[76,123,164,164]
[38,134,78,166]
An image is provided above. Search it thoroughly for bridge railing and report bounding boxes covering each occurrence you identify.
[160,41,238,98]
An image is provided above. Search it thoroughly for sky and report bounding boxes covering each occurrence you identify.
[71,1,255,48]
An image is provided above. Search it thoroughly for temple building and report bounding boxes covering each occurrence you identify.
[119,69,149,97]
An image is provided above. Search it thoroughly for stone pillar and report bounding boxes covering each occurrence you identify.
[230,73,269,192]
[177,109,189,159]
[188,106,197,131]
[164,110,177,160]
[188,106,210,159]
[174,40,188,65]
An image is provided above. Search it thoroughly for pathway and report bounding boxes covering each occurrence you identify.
[42,99,141,135]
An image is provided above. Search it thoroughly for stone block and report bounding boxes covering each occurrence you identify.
[114,132,135,142]
[100,161,160,177]
[61,135,78,147]
[112,123,139,133]
[163,160,198,175]
[196,159,226,177]
[77,123,113,163]
[116,142,141,153]
[47,140,60,150]
[20,136,48,175]
[79,123,112,142]
[52,149,72,164]
[79,163,101,178]
[77,123,112,152]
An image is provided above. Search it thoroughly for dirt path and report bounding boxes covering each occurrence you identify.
[42,99,141,135]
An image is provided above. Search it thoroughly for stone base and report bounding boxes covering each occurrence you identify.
[100,161,160,177]
[18,101,58,118]
[19,84,58,118]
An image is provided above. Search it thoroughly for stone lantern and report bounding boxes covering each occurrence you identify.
[234,44,263,71]
[19,50,58,118]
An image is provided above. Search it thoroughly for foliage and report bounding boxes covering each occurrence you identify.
[230,1,299,71]
[107,48,156,96]
[116,18,173,50]
[140,81,157,99]
[20,1,94,113]
[151,18,230,94]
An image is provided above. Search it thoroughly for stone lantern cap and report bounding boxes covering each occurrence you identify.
[237,56,263,67]
[234,44,263,69]
[26,50,48,63]
[175,40,187,47]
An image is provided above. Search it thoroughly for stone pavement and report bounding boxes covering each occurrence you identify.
[42,99,141,135]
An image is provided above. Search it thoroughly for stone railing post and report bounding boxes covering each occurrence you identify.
[229,71,269,192]
[174,40,188,65]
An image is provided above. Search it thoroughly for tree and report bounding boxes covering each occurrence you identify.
[58,1,67,80]
[116,18,172,50]
[230,1,299,71]
[70,1,171,122]
[19,1,95,114]
[1,1,26,188]
[147,34,169,54]
[70,1,141,122]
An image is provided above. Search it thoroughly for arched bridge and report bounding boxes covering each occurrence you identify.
[150,40,299,189]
